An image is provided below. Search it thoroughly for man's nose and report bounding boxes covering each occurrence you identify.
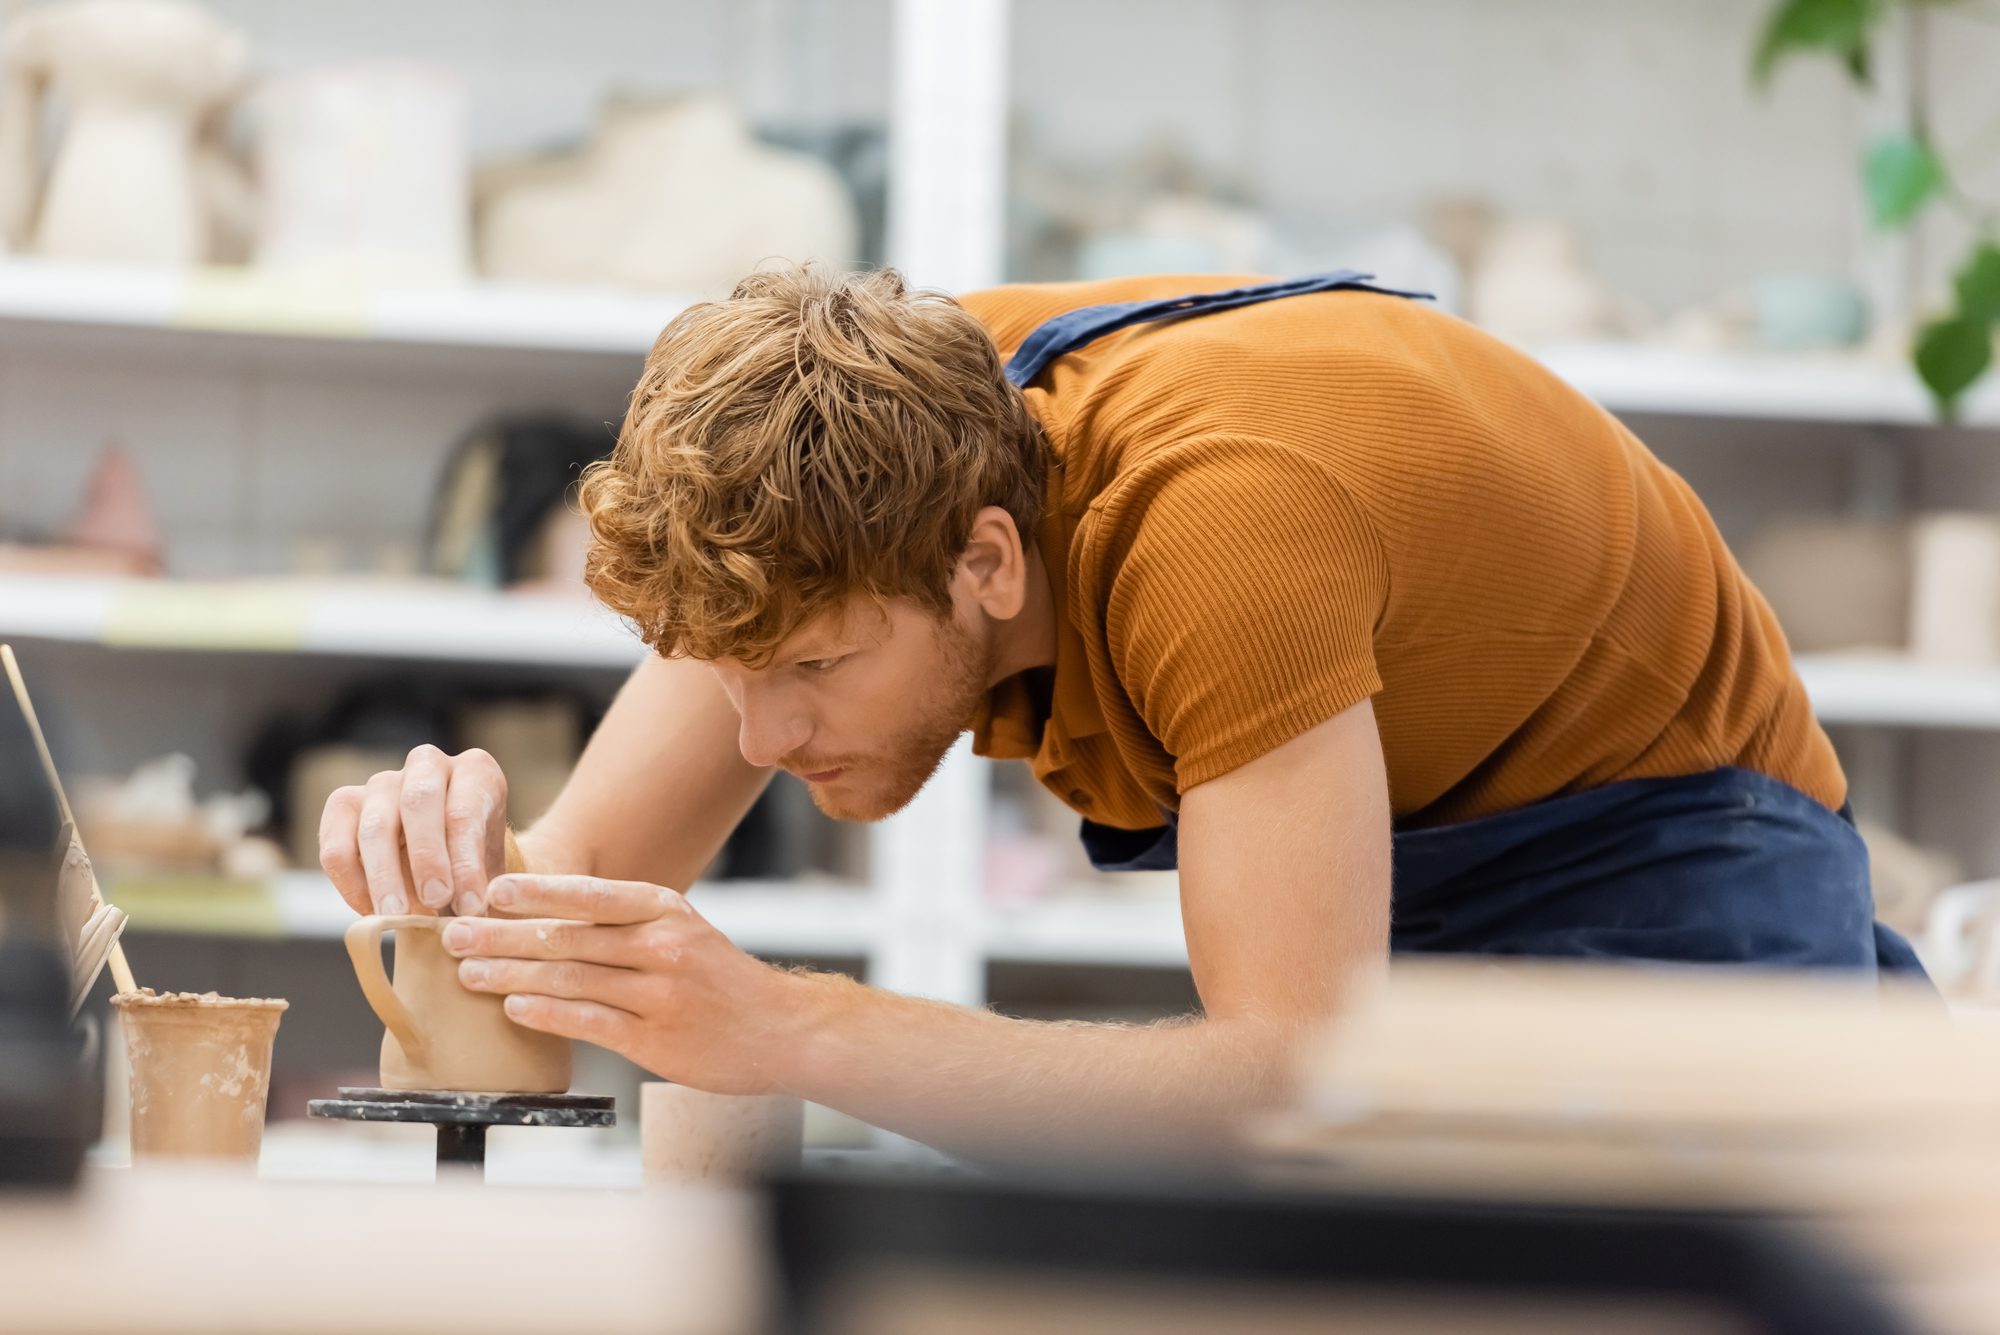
[735,690,812,769]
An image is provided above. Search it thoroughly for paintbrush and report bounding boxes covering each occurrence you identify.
[2,644,136,1009]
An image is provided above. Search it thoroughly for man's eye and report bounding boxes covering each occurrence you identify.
[800,657,843,673]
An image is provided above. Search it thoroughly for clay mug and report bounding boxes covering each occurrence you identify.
[346,914,570,1093]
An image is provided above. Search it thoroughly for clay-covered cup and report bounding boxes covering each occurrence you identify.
[346,914,570,1093]
[112,990,287,1163]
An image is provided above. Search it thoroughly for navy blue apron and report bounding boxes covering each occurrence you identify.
[1005,273,1925,978]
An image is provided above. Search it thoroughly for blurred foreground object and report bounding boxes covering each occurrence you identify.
[0,0,249,264]
[476,95,858,298]
[642,1082,802,1187]
[254,62,468,282]
[1253,960,2000,1335]
[0,441,163,576]
[0,1165,760,1333]
[776,1169,1901,1335]
[0,645,101,1184]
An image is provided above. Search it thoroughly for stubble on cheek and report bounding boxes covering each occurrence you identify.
[798,616,991,823]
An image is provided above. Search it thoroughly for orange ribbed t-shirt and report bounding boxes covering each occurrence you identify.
[960,275,1843,832]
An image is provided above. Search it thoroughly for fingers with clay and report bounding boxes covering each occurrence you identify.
[315,744,512,919]
[398,745,456,911]
[444,746,508,916]
[435,872,805,1096]
[480,873,684,925]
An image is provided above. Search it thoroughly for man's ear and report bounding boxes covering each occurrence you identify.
[956,505,1028,621]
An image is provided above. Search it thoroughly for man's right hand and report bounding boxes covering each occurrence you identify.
[318,744,510,918]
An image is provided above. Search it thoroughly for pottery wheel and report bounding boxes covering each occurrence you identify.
[307,1088,616,1174]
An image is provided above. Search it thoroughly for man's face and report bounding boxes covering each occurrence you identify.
[707,597,992,822]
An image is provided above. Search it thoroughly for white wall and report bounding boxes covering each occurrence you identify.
[1011,0,1880,318]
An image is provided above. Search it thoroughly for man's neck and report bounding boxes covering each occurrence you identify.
[986,541,1059,686]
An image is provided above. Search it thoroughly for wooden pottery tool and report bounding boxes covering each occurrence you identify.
[2,643,135,1004]
[345,913,571,1093]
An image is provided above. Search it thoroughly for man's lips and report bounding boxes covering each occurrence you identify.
[800,766,845,783]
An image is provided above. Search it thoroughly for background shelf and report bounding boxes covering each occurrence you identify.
[5,584,1989,729]
[0,576,646,667]
[1534,341,2000,428]
[0,256,686,356]
[1793,655,2000,730]
[0,260,1990,428]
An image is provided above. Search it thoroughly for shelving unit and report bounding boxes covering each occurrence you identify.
[6,577,1989,729]
[0,575,646,666]
[1535,341,2000,428]
[0,255,686,355]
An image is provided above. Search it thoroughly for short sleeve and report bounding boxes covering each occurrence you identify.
[1074,435,1388,791]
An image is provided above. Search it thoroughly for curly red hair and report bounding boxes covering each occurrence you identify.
[579,265,1043,664]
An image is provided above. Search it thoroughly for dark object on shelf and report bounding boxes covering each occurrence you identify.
[427,415,615,587]
[717,771,832,881]
[247,675,603,849]
[771,1172,1912,1335]
[308,1086,614,1176]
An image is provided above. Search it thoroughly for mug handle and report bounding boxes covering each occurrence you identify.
[345,914,438,1062]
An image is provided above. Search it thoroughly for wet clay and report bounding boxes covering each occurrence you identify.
[641,1082,802,1185]
[347,915,570,1093]
[112,989,286,1162]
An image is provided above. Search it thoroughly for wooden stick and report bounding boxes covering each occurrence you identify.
[3,643,136,994]
[106,939,136,995]
[3,643,73,826]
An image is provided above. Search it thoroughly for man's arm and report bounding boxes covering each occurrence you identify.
[319,653,771,916]
[442,698,1392,1160]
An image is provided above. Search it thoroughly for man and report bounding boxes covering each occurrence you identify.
[320,266,1915,1160]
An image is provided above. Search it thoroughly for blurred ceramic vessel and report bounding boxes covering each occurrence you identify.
[0,0,248,263]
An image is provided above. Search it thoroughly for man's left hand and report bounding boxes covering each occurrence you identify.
[439,873,816,1095]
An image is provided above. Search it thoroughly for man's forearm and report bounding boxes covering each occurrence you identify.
[775,973,1301,1163]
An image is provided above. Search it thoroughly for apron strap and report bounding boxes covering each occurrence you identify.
[1002,269,1431,388]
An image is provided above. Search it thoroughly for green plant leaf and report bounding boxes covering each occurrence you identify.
[1753,0,1880,86]
[1915,316,1994,419]
[1954,242,2000,326]
[1864,135,1948,228]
